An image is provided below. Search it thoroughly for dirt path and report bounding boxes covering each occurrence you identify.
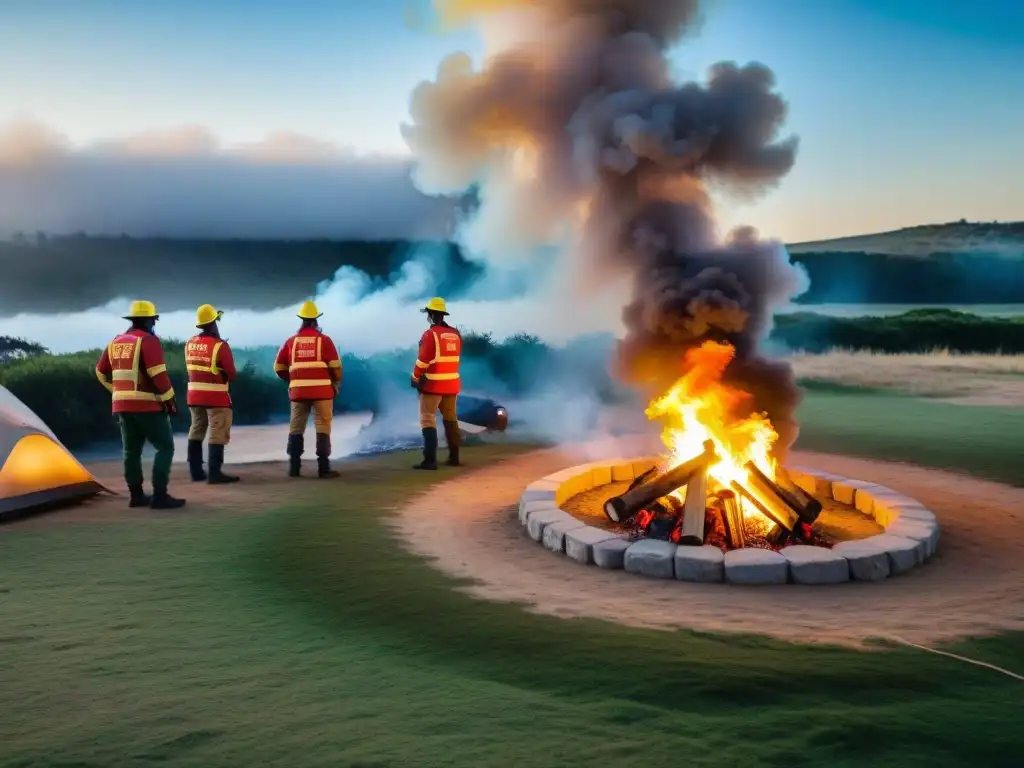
[8,443,1023,647]
[393,447,1024,647]
[0,460,304,531]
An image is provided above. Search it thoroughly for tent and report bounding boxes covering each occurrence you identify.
[0,385,108,519]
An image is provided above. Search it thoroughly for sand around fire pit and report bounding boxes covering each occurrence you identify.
[393,446,1024,647]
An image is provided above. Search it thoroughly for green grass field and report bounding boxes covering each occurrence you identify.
[1,398,1023,767]
[796,390,1024,486]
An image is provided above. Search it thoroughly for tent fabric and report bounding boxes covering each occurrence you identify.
[0,385,107,519]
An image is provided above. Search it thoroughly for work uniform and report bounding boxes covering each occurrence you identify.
[185,334,235,442]
[411,297,462,469]
[274,300,342,477]
[412,322,462,426]
[184,306,238,483]
[95,303,180,507]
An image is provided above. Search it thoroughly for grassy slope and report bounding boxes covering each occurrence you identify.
[787,220,1024,256]
[1,406,1023,766]
[791,350,1024,402]
[796,390,1024,486]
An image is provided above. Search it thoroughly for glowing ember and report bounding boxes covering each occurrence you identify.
[645,340,780,533]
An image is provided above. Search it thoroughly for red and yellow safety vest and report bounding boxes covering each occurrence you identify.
[184,334,236,408]
[412,323,462,395]
[95,329,176,414]
[273,328,342,402]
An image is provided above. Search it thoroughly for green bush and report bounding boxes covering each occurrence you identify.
[772,308,1024,353]
[0,335,48,364]
[0,340,281,449]
[6,309,1020,450]
[234,345,390,414]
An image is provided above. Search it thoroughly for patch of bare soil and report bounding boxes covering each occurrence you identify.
[790,351,1024,407]
[1,460,306,532]
[393,447,1024,647]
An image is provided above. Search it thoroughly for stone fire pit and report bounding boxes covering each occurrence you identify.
[518,457,940,585]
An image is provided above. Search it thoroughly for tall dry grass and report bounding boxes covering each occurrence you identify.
[790,349,1024,405]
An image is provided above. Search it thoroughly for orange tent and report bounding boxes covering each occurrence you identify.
[0,385,107,519]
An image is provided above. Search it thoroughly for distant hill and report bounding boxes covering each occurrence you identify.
[788,220,1024,257]
[782,221,1024,304]
[0,236,484,317]
[2,220,1024,316]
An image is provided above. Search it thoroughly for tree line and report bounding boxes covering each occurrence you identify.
[2,309,1022,450]
[2,235,1022,314]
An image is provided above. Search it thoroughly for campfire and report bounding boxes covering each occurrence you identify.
[603,341,825,552]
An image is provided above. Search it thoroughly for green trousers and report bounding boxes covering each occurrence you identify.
[118,412,175,490]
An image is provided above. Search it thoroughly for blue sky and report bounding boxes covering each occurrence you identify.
[1,0,1021,241]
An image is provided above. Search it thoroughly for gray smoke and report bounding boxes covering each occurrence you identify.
[402,0,808,456]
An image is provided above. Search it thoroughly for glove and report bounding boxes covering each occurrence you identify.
[410,377,420,390]
[165,397,178,416]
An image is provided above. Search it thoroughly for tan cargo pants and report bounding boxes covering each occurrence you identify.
[289,399,333,435]
[188,406,232,445]
[419,393,458,429]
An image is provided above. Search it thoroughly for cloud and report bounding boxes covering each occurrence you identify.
[0,118,460,240]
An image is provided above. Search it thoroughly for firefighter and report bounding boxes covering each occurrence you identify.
[410,296,462,470]
[95,300,186,509]
[273,299,342,478]
[184,304,240,484]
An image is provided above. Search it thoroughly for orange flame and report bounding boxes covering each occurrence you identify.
[646,341,778,527]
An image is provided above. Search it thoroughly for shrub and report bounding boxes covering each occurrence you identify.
[487,333,552,396]
[0,336,48,364]
[6,310,1019,450]
[772,309,1024,354]
[0,340,281,449]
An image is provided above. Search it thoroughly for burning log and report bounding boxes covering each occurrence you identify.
[627,466,658,492]
[745,461,821,524]
[729,479,802,540]
[702,505,728,549]
[678,465,708,546]
[717,490,747,549]
[604,440,717,523]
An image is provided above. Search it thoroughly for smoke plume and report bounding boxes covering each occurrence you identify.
[402,0,809,455]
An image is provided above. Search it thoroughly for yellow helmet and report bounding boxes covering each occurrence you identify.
[123,300,158,320]
[422,296,449,315]
[297,299,322,320]
[195,304,223,327]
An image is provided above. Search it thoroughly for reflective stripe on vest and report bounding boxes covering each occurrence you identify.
[188,382,229,392]
[109,335,165,402]
[424,330,461,381]
[186,338,229,393]
[288,335,332,389]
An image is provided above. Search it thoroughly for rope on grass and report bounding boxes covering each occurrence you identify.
[886,635,1024,682]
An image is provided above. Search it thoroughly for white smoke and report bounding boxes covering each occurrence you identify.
[0,111,637,448]
[0,117,627,356]
[0,245,626,354]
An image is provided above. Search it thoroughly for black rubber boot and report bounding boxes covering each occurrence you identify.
[187,439,207,482]
[150,487,186,510]
[128,485,151,508]
[287,434,303,477]
[413,427,438,470]
[442,420,462,467]
[207,443,240,484]
[316,433,340,478]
